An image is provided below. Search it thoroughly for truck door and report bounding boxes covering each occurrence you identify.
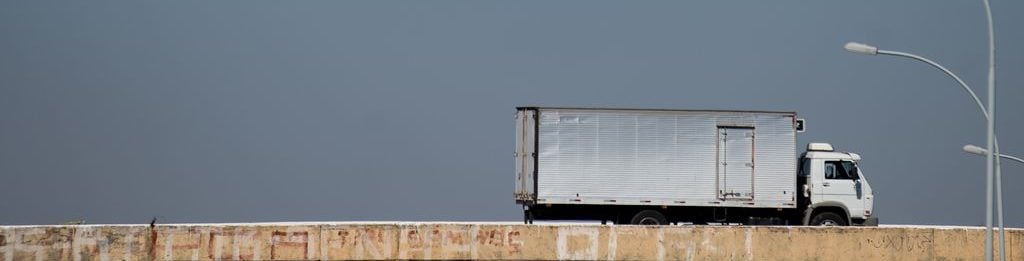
[821,161,863,216]
[717,127,754,200]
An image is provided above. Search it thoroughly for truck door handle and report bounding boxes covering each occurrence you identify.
[822,182,831,187]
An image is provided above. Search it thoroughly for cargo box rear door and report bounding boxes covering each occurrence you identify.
[514,109,537,201]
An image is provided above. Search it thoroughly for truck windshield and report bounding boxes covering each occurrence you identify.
[841,161,857,176]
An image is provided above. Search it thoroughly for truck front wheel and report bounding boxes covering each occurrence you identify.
[810,212,847,226]
[630,210,668,225]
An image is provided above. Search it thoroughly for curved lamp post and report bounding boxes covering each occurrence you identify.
[843,42,1005,260]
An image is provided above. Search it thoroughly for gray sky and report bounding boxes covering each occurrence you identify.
[1,1,1022,226]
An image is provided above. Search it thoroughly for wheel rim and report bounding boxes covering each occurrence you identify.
[639,217,661,225]
[820,220,838,226]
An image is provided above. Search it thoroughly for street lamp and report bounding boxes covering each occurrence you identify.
[843,42,1005,260]
[842,42,984,112]
[965,145,1024,164]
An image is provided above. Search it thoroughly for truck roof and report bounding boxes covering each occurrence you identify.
[806,151,861,161]
[516,106,796,116]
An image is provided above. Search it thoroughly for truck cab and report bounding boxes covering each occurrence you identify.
[798,143,878,226]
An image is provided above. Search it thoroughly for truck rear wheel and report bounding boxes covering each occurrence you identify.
[630,210,668,225]
[810,212,846,226]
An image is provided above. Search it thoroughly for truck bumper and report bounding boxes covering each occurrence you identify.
[852,216,879,226]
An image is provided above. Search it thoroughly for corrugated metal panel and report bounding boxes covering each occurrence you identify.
[533,108,795,208]
[752,115,797,203]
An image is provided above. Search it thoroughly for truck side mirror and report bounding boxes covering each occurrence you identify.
[850,166,860,180]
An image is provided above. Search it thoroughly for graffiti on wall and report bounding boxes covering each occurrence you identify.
[0,224,984,261]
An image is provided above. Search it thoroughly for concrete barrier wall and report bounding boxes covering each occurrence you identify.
[1,222,1020,260]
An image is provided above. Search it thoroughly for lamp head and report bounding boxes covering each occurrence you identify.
[844,42,879,55]
[962,144,988,156]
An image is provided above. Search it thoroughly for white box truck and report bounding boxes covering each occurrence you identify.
[514,107,877,226]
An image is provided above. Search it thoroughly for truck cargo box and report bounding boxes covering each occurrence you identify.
[515,107,798,209]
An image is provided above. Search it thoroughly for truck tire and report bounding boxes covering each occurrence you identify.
[630,210,668,225]
[810,212,847,226]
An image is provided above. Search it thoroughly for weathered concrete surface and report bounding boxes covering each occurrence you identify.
[0,222,1020,260]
